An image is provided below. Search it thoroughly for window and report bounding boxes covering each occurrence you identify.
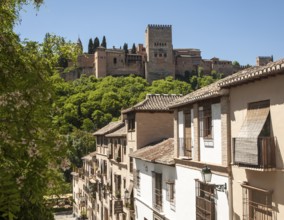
[97,136,101,145]
[195,180,215,220]
[114,175,121,199]
[128,114,135,131]
[130,157,133,173]
[113,58,117,64]
[166,181,175,203]
[184,110,192,157]
[242,184,273,220]
[154,172,162,211]
[164,53,167,57]
[133,169,140,190]
[199,105,212,138]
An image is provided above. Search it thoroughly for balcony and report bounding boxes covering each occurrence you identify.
[233,137,276,170]
[179,138,192,158]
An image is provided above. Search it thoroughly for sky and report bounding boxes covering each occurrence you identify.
[15,0,284,65]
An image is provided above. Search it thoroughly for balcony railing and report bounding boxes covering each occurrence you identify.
[233,136,276,169]
[179,138,192,158]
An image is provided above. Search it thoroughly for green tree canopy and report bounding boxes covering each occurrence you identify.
[0,1,67,219]
[232,60,240,67]
[77,37,83,54]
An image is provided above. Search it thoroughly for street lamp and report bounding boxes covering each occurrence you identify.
[201,165,227,192]
[201,165,212,183]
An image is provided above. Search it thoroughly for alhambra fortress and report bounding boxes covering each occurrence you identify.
[62,24,273,82]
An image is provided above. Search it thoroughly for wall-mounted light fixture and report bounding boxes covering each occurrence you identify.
[124,189,130,203]
[201,165,227,192]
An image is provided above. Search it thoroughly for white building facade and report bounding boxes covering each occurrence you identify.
[170,82,231,220]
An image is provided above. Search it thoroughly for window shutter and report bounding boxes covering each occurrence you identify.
[133,169,137,188]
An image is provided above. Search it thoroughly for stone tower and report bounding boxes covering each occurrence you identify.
[145,24,175,83]
[95,46,107,78]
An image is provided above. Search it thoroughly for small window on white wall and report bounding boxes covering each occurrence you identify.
[199,105,213,139]
[166,181,175,203]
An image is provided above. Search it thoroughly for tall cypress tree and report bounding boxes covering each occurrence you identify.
[88,38,94,54]
[77,37,83,54]
[94,37,100,51]
[101,36,107,48]
[131,43,136,54]
[123,43,128,54]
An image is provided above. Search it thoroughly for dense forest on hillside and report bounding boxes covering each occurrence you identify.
[51,72,222,172]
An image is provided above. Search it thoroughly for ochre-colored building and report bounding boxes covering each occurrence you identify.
[64,24,266,82]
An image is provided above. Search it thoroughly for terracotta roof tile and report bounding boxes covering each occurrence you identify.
[169,81,222,108]
[105,125,126,137]
[170,58,284,108]
[129,138,175,165]
[218,58,284,88]
[93,121,124,136]
[122,94,182,113]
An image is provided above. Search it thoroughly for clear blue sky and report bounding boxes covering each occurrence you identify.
[15,0,284,65]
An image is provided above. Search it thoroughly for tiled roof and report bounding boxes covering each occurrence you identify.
[129,138,175,165]
[105,125,126,137]
[170,58,284,108]
[82,151,96,161]
[218,58,284,88]
[122,94,182,113]
[93,121,124,136]
[169,81,223,108]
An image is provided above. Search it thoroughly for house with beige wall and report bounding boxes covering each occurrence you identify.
[71,152,97,219]
[77,94,181,220]
[218,58,284,220]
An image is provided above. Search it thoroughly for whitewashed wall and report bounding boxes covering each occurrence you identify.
[175,165,229,220]
[200,103,222,164]
[178,111,184,157]
[134,159,177,220]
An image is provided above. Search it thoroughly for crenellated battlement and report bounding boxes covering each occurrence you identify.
[148,24,172,29]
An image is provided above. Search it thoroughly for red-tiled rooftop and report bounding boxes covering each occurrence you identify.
[122,94,182,113]
[129,138,175,165]
[93,121,124,136]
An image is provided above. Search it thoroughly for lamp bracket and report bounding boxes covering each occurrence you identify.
[215,183,227,192]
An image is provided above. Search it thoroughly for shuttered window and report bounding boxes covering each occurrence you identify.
[133,169,140,189]
[195,180,215,220]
